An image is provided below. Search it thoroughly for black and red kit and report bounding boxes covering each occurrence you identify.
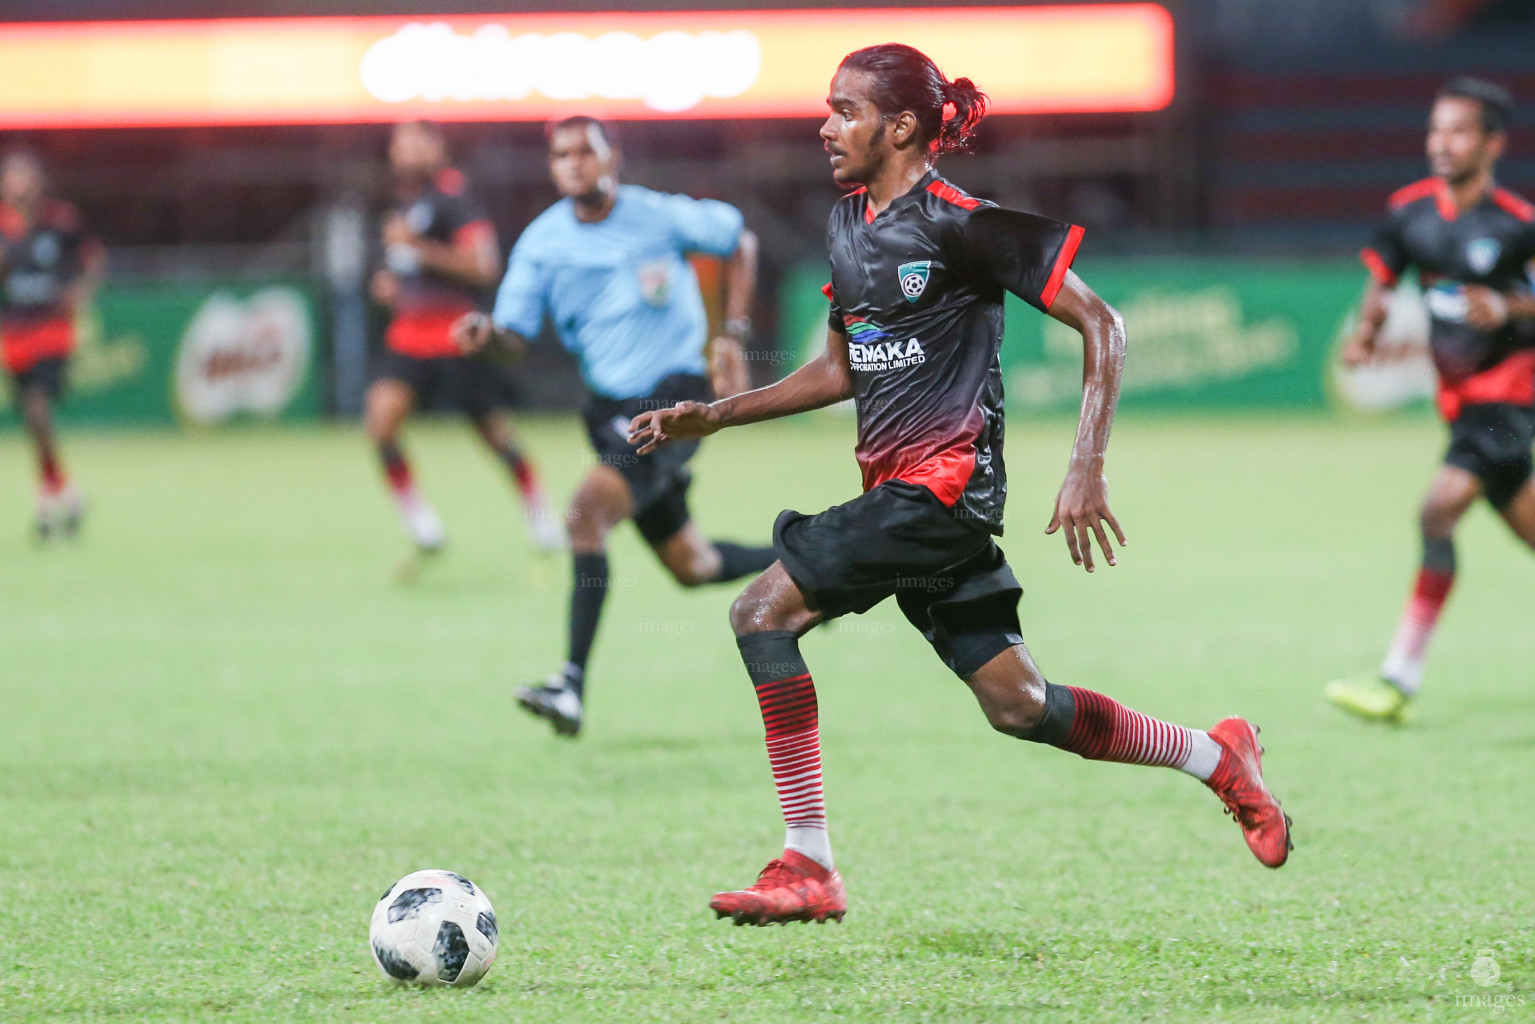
[824,170,1082,533]
[0,199,99,389]
[771,171,1082,679]
[382,168,496,360]
[1363,177,1535,506]
[376,168,506,415]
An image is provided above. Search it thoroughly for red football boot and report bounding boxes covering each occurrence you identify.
[1206,717,1293,868]
[710,849,847,926]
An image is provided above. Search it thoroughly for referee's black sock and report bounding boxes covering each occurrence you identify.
[565,552,609,699]
[711,541,776,583]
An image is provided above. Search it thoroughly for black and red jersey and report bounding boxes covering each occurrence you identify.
[0,198,99,372]
[384,168,496,358]
[824,170,1081,534]
[1363,177,1535,418]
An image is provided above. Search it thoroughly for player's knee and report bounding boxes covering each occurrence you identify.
[985,697,1044,738]
[730,586,786,635]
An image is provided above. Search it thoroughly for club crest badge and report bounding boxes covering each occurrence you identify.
[1466,237,1501,276]
[898,260,931,302]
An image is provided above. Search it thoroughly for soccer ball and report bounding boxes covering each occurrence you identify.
[369,869,499,987]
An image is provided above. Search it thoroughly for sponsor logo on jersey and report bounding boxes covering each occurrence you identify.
[897,260,931,301]
[842,315,925,370]
[1465,237,1501,276]
[842,314,892,343]
[637,259,672,307]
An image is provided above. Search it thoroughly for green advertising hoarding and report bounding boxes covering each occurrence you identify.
[782,259,1383,413]
[2,279,321,426]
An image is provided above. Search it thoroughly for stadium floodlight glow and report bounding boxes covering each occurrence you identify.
[0,7,1174,129]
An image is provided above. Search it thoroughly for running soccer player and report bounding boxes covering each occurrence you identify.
[0,150,104,539]
[1326,78,1535,723]
[455,116,775,737]
[367,121,556,563]
[629,45,1292,925]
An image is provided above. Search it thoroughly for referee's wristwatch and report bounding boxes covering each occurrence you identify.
[722,316,752,341]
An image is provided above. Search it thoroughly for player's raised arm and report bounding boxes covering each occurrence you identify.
[1043,269,1128,572]
[628,326,852,453]
[706,228,758,399]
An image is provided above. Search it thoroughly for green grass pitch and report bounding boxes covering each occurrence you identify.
[0,412,1529,1022]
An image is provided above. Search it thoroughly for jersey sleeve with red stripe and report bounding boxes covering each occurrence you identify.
[953,206,1083,312]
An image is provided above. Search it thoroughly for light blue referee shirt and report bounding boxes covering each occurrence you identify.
[492,184,744,400]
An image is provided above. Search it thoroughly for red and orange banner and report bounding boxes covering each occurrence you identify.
[0,7,1174,129]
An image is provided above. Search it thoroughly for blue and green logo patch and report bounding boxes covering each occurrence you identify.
[898,261,931,302]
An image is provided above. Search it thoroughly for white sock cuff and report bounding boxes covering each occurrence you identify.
[1178,730,1223,781]
[785,826,833,872]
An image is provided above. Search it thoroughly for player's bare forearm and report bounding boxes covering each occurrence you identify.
[628,329,852,452]
[410,238,501,290]
[1050,271,1124,469]
[706,229,759,398]
[1344,278,1392,364]
[706,335,750,399]
[1043,270,1127,572]
[722,230,758,327]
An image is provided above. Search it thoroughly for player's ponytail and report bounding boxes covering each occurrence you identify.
[839,44,989,157]
[938,77,987,154]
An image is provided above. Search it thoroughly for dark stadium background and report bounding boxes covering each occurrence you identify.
[3,0,1533,415]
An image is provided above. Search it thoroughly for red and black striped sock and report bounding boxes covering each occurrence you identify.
[37,449,65,493]
[378,442,412,495]
[1027,682,1218,777]
[736,630,832,870]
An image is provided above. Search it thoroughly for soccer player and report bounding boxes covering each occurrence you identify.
[367,121,557,563]
[1326,78,1535,723]
[629,45,1293,925]
[0,150,104,538]
[455,116,775,737]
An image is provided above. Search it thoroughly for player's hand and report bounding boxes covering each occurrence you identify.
[1464,285,1510,330]
[453,312,495,355]
[1340,327,1377,368]
[370,269,400,307]
[1046,461,1125,573]
[627,401,722,454]
[382,213,417,248]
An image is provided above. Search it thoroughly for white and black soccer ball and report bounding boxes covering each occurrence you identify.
[369,869,498,987]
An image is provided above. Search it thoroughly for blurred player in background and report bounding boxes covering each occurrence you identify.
[367,121,557,567]
[456,115,773,737]
[1327,79,1535,723]
[0,150,104,539]
[631,45,1291,926]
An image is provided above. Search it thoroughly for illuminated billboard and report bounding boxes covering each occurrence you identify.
[0,7,1174,129]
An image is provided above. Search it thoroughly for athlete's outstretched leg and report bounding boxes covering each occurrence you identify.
[1496,477,1535,549]
[470,409,560,550]
[20,381,79,537]
[1382,466,1477,691]
[650,520,777,587]
[366,378,443,553]
[1326,464,1478,720]
[713,564,844,926]
[515,466,632,736]
[967,644,1291,868]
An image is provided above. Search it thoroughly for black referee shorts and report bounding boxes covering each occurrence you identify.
[1445,402,1535,510]
[374,349,505,419]
[773,479,1024,680]
[582,373,710,546]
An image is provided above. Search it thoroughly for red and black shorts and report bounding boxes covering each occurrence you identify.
[1445,402,1535,509]
[375,349,506,419]
[773,479,1024,679]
